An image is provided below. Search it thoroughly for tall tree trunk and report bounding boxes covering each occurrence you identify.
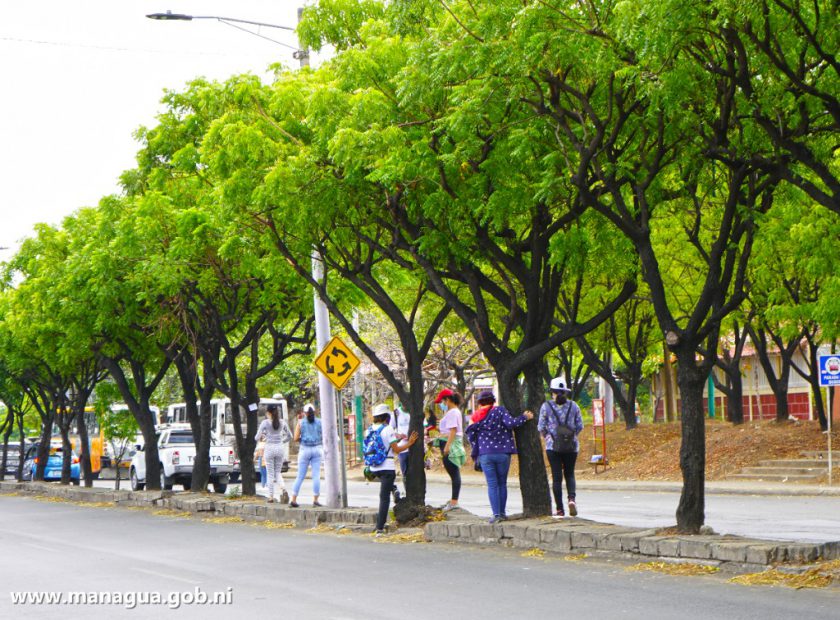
[727,368,745,425]
[663,343,677,422]
[228,380,260,497]
[801,336,828,431]
[401,362,428,519]
[17,414,24,481]
[76,406,93,487]
[34,413,54,481]
[500,362,551,518]
[624,379,639,429]
[0,410,12,482]
[189,399,212,492]
[749,326,799,423]
[675,356,708,533]
[714,364,744,425]
[60,424,73,485]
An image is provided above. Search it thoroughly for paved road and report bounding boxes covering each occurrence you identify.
[1,495,838,619]
[93,475,840,543]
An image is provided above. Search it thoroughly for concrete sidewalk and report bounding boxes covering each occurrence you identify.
[346,470,840,497]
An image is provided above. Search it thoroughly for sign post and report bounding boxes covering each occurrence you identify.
[590,399,608,473]
[314,336,362,506]
[817,354,839,486]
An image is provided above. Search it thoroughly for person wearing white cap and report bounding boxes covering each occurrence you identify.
[365,403,418,535]
[538,378,584,517]
[290,403,323,508]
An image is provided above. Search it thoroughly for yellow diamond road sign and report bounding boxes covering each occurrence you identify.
[314,336,361,390]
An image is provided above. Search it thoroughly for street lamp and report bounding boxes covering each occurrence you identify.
[146,10,302,54]
[147,8,337,505]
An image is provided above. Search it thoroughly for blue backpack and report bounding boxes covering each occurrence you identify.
[363,424,389,467]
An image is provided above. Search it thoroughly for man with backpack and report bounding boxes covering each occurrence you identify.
[364,403,418,535]
[537,378,584,518]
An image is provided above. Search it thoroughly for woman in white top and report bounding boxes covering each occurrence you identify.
[434,389,466,512]
[255,404,291,503]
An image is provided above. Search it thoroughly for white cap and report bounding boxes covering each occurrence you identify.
[549,378,572,394]
[372,403,392,419]
[303,403,316,414]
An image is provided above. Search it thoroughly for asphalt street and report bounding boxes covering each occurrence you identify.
[1,495,838,619]
[93,475,840,543]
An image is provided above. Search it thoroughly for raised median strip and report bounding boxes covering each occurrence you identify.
[0,480,377,529]
[2,480,837,570]
[424,509,840,570]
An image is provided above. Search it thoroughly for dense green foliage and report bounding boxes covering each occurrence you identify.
[0,0,837,528]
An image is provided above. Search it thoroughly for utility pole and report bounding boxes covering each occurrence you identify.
[299,7,341,508]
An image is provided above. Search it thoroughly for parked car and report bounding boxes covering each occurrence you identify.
[129,425,235,493]
[22,443,81,484]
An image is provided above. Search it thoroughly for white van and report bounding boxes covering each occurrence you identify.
[165,397,288,484]
[165,397,288,447]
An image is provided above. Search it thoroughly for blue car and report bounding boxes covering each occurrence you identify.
[23,444,80,484]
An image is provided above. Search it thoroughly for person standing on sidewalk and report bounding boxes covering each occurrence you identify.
[366,403,418,535]
[465,390,533,524]
[391,405,411,487]
[433,388,466,512]
[255,404,292,504]
[538,378,584,517]
[290,403,323,508]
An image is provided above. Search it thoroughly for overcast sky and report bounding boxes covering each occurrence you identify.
[0,0,321,261]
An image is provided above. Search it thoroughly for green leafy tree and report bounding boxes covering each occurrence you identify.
[95,382,139,490]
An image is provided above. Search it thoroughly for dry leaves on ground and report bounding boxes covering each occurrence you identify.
[521,548,545,558]
[730,560,840,589]
[628,561,720,576]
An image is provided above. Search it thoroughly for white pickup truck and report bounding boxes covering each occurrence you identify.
[129,426,235,493]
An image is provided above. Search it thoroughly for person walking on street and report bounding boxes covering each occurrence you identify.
[290,403,323,508]
[465,390,533,524]
[365,403,418,535]
[433,388,466,512]
[538,378,584,517]
[255,404,292,504]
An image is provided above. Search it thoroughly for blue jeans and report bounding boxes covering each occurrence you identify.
[479,453,511,517]
[292,445,322,497]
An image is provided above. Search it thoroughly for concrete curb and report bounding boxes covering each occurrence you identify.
[0,480,377,529]
[424,510,840,570]
[3,480,837,570]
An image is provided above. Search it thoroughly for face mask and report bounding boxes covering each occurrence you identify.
[438,402,447,412]
[306,411,315,422]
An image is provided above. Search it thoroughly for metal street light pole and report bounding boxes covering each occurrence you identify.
[147,8,343,508]
[146,10,299,51]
